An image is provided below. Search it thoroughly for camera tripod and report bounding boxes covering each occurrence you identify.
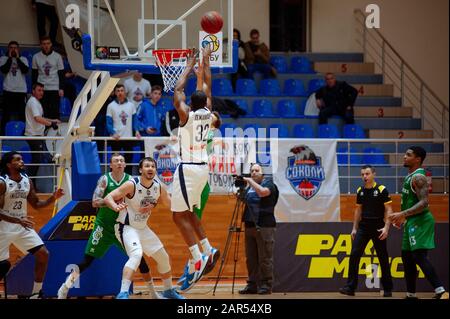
[212,187,247,296]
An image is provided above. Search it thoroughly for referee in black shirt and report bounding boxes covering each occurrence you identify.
[339,165,394,297]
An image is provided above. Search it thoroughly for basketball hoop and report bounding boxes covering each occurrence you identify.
[153,49,192,93]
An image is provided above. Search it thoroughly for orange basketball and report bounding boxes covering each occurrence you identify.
[201,11,224,34]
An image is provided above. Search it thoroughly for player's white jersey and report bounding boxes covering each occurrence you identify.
[178,107,212,163]
[0,174,30,219]
[117,177,161,229]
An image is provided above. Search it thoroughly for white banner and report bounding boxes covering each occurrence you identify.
[145,137,256,194]
[270,140,341,222]
[199,32,223,65]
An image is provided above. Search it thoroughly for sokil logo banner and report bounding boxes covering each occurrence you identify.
[145,139,179,192]
[271,140,340,222]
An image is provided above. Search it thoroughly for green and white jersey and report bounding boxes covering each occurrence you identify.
[95,172,132,230]
[401,168,431,217]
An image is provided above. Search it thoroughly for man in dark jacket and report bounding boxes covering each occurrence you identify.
[315,73,358,125]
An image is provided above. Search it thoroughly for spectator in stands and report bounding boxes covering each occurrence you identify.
[230,28,248,90]
[32,0,60,47]
[32,36,64,121]
[25,83,61,178]
[244,29,276,79]
[0,41,29,134]
[106,84,140,174]
[136,85,164,136]
[315,72,358,125]
[124,71,152,108]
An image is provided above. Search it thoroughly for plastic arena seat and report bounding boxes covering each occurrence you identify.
[270,56,289,73]
[337,147,363,165]
[363,147,388,165]
[259,79,282,96]
[268,124,290,138]
[5,121,25,136]
[307,79,326,95]
[343,124,366,139]
[232,99,250,116]
[284,79,307,97]
[252,99,274,118]
[293,124,314,138]
[318,124,341,138]
[212,78,234,96]
[291,56,314,74]
[236,79,258,96]
[60,97,72,118]
[276,100,299,118]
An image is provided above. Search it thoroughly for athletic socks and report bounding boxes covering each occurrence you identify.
[147,279,160,299]
[64,270,80,289]
[162,278,173,291]
[189,244,202,263]
[200,238,212,256]
[32,282,43,295]
[120,279,132,293]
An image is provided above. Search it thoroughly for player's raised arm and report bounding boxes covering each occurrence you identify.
[202,46,213,110]
[27,179,64,209]
[174,48,197,125]
[103,180,135,212]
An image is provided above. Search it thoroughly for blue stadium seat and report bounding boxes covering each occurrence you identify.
[71,76,86,95]
[21,51,33,69]
[5,121,25,136]
[212,78,234,96]
[318,124,341,138]
[232,99,250,117]
[243,123,264,138]
[132,144,142,165]
[185,77,197,96]
[1,145,13,154]
[0,49,5,57]
[337,147,363,165]
[60,97,72,118]
[26,75,32,93]
[99,146,113,164]
[343,124,366,139]
[220,123,238,137]
[284,79,307,97]
[276,100,299,118]
[307,79,326,95]
[268,124,290,138]
[19,144,32,164]
[252,99,274,118]
[236,79,258,96]
[363,147,388,165]
[293,124,314,138]
[291,57,314,74]
[270,56,288,74]
[259,79,282,96]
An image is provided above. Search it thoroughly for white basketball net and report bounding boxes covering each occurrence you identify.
[153,49,191,93]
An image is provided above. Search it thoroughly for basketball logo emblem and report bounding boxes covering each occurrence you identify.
[202,34,220,53]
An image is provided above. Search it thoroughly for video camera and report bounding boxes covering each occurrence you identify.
[233,174,250,188]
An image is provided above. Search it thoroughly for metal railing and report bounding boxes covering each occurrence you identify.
[354,9,449,139]
[1,136,448,195]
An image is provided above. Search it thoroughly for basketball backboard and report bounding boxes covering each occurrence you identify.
[83,0,236,74]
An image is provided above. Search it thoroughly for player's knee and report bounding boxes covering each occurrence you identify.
[153,249,171,274]
[138,258,150,274]
[125,247,143,271]
[0,260,11,280]
[34,246,49,264]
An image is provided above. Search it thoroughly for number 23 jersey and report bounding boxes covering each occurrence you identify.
[0,174,30,219]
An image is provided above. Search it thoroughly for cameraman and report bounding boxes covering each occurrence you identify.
[25,83,60,179]
[239,163,279,295]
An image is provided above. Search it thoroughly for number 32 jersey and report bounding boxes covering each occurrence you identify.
[178,107,212,163]
[0,174,30,219]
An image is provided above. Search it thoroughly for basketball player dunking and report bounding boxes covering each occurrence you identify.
[0,151,64,298]
[171,47,220,292]
[104,157,184,299]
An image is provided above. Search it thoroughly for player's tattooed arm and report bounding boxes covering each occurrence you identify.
[402,174,430,217]
[27,179,64,209]
[92,175,108,208]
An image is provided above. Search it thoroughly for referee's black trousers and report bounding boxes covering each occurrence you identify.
[346,219,393,291]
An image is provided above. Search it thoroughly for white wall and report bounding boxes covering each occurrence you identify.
[311,0,449,104]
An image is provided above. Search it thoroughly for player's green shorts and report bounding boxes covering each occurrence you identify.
[402,212,435,251]
[84,222,125,258]
[193,183,211,220]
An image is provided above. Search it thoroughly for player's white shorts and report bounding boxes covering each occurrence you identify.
[115,223,164,258]
[0,221,44,261]
[171,162,209,212]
